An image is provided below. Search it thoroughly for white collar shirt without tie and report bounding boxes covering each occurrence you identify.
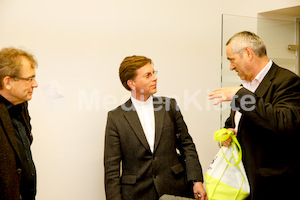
[234,60,273,131]
[131,95,155,152]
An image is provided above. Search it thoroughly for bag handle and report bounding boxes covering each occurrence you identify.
[214,128,242,166]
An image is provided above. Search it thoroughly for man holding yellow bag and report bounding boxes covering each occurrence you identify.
[209,31,300,200]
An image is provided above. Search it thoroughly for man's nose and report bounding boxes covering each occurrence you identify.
[152,74,158,80]
[32,79,38,88]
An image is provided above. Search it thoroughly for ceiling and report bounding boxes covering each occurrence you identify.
[261,6,300,17]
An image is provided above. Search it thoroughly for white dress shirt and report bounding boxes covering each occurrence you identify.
[234,60,273,131]
[131,96,155,152]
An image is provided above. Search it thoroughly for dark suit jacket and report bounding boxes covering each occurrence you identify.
[104,97,203,200]
[0,96,33,200]
[225,63,300,200]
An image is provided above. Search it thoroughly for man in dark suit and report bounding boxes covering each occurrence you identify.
[209,31,300,199]
[0,47,38,200]
[104,55,207,200]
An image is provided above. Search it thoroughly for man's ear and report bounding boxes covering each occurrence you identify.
[244,47,254,60]
[3,76,12,90]
[127,80,135,90]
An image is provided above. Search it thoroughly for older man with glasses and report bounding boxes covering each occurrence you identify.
[0,47,38,200]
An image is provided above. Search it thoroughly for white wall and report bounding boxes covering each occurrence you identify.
[0,0,299,199]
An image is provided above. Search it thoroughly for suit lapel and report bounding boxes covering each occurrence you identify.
[254,63,277,97]
[123,97,166,153]
[123,99,151,152]
[238,63,278,132]
[153,97,165,152]
[0,101,21,160]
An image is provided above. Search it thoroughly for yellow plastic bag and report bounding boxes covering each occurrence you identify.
[205,128,250,200]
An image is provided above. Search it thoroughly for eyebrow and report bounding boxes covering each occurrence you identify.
[24,75,36,78]
[143,70,154,75]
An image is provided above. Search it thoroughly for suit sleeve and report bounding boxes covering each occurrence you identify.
[224,110,235,129]
[170,98,203,182]
[232,74,300,135]
[104,111,122,200]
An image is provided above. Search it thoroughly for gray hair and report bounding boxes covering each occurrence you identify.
[226,31,267,57]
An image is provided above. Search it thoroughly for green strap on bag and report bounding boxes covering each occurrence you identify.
[214,128,242,166]
[205,128,250,200]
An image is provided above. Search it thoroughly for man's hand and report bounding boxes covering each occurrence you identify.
[193,182,208,200]
[208,86,242,105]
[221,128,237,147]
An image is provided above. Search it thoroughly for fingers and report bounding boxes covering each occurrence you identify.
[193,182,207,200]
[208,93,222,100]
[212,99,222,105]
[221,137,232,147]
[200,192,208,200]
[194,193,205,200]
[208,90,230,103]
[221,141,230,147]
[228,128,237,136]
[208,93,225,105]
[208,86,242,104]
[194,193,201,199]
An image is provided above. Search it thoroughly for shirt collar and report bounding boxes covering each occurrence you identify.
[131,95,153,107]
[0,95,23,114]
[0,95,13,109]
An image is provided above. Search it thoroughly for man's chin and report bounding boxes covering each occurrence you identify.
[239,76,246,81]
[26,95,33,101]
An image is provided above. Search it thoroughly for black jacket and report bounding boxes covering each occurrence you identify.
[225,63,300,200]
[0,96,35,200]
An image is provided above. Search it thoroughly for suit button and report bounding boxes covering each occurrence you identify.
[17,168,22,175]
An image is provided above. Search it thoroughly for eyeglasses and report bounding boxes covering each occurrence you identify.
[11,76,36,82]
[143,70,158,79]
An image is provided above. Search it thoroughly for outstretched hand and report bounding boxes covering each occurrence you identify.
[208,86,242,105]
